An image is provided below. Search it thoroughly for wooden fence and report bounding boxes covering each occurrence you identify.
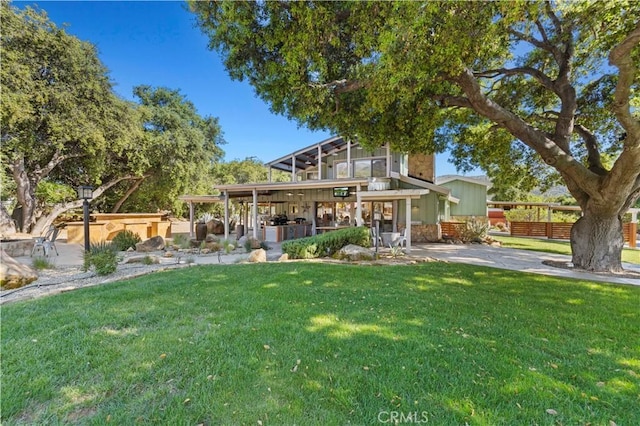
[509,221,637,248]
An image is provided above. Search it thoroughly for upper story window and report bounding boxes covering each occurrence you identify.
[335,158,386,178]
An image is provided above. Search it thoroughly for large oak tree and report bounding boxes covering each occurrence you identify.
[1,4,225,234]
[190,0,639,272]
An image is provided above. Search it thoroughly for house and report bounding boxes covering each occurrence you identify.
[181,136,462,252]
[436,175,490,221]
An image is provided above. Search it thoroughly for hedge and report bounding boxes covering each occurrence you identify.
[281,226,371,259]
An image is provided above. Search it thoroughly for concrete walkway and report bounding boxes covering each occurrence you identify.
[412,243,640,286]
[11,240,639,286]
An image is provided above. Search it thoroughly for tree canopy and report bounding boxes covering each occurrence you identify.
[190,0,640,272]
[1,3,225,233]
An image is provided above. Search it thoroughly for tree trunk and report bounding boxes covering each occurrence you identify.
[11,156,36,233]
[111,178,144,213]
[570,212,624,273]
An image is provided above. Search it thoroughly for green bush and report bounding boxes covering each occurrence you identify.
[282,227,370,259]
[84,242,118,275]
[171,234,190,249]
[32,256,55,270]
[111,230,142,251]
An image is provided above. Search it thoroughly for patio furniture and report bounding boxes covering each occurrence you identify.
[31,226,60,257]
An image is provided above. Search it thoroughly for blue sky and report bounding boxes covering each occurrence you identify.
[18,0,467,176]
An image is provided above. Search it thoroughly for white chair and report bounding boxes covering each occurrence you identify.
[370,228,382,246]
[31,226,60,257]
[395,229,407,248]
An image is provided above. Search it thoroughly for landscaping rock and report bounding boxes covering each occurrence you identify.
[205,234,218,243]
[206,219,224,235]
[135,236,165,252]
[0,249,38,289]
[339,244,374,261]
[122,255,161,264]
[248,248,267,263]
[278,253,289,262]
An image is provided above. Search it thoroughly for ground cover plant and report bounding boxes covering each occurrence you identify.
[2,262,639,425]
[494,235,640,265]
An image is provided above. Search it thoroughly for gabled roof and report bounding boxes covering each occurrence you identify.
[436,175,491,187]
[266,135,353,172]
[392,172,460,204]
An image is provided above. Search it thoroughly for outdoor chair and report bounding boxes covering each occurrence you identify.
[31,225,60,257]
[395,229,407,248]
[370,227,382,247]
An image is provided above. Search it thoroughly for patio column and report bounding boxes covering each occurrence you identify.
[392,200,398,232]
[252,188,258,239]
[356,184,363,226]
[405,197,412,253]
[224,190,229,240]
[317,144,322,180]
[311,202,317,235]
[386,143,391,177]
[188,201,194,238]
[291,155,296,182]
[347,140,352,177]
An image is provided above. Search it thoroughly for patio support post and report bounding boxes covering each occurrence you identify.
[356,184,363,226]
[252,188,258,239]
[291,155,296,182]
[392,200,398,232]
[317,144,322,180]
[223,190,229,240]
[312,202,317,235]
[189,201,195,238]
[405,197,412,253]
[386,143,391,177]
[347,140,352,177]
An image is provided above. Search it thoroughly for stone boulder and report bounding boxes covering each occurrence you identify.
[0,249,38,289]
[278,253,289,262]
[247,248,267,263]
[339,244,374,261]
[122,254,161,264]
[135,236,165,252]
[206,219,224,235]
[205,234,218,243]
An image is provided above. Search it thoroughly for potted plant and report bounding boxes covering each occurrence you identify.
[196,213,215,241]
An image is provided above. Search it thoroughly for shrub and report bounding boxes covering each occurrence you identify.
[32,256,55,270]
[458,219,489,243]
[171,234,190,249]
[142,255,159,265]
[84,242,118,275]
[111,230,141,251]
[282,227,370,259]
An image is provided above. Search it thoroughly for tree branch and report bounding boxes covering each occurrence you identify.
[111,177,146,213]
[609,21,640,140]
[34,150,85,181]
[308,79,368,94]
[451,67,601,199]
[473,67,555,91]
[575,124,607,175]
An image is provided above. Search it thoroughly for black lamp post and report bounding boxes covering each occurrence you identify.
[78,186,93,252]
[373,209,382,257]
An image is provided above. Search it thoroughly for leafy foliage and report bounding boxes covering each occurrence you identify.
[282,227,370,259]
[83,242,118,275]
[111,230,142,251]
[190,1,640,271]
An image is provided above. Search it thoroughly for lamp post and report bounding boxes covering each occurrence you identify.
[373,209,382,258]
[78,186,93,252]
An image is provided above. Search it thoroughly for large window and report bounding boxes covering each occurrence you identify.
[334,158,387,179]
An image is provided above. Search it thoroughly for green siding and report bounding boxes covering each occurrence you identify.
[440,180,487,216]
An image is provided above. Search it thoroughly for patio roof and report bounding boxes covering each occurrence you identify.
[266,135,352,172]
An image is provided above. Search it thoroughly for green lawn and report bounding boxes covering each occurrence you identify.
[2,263,639,425]
[493,235,640,265]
